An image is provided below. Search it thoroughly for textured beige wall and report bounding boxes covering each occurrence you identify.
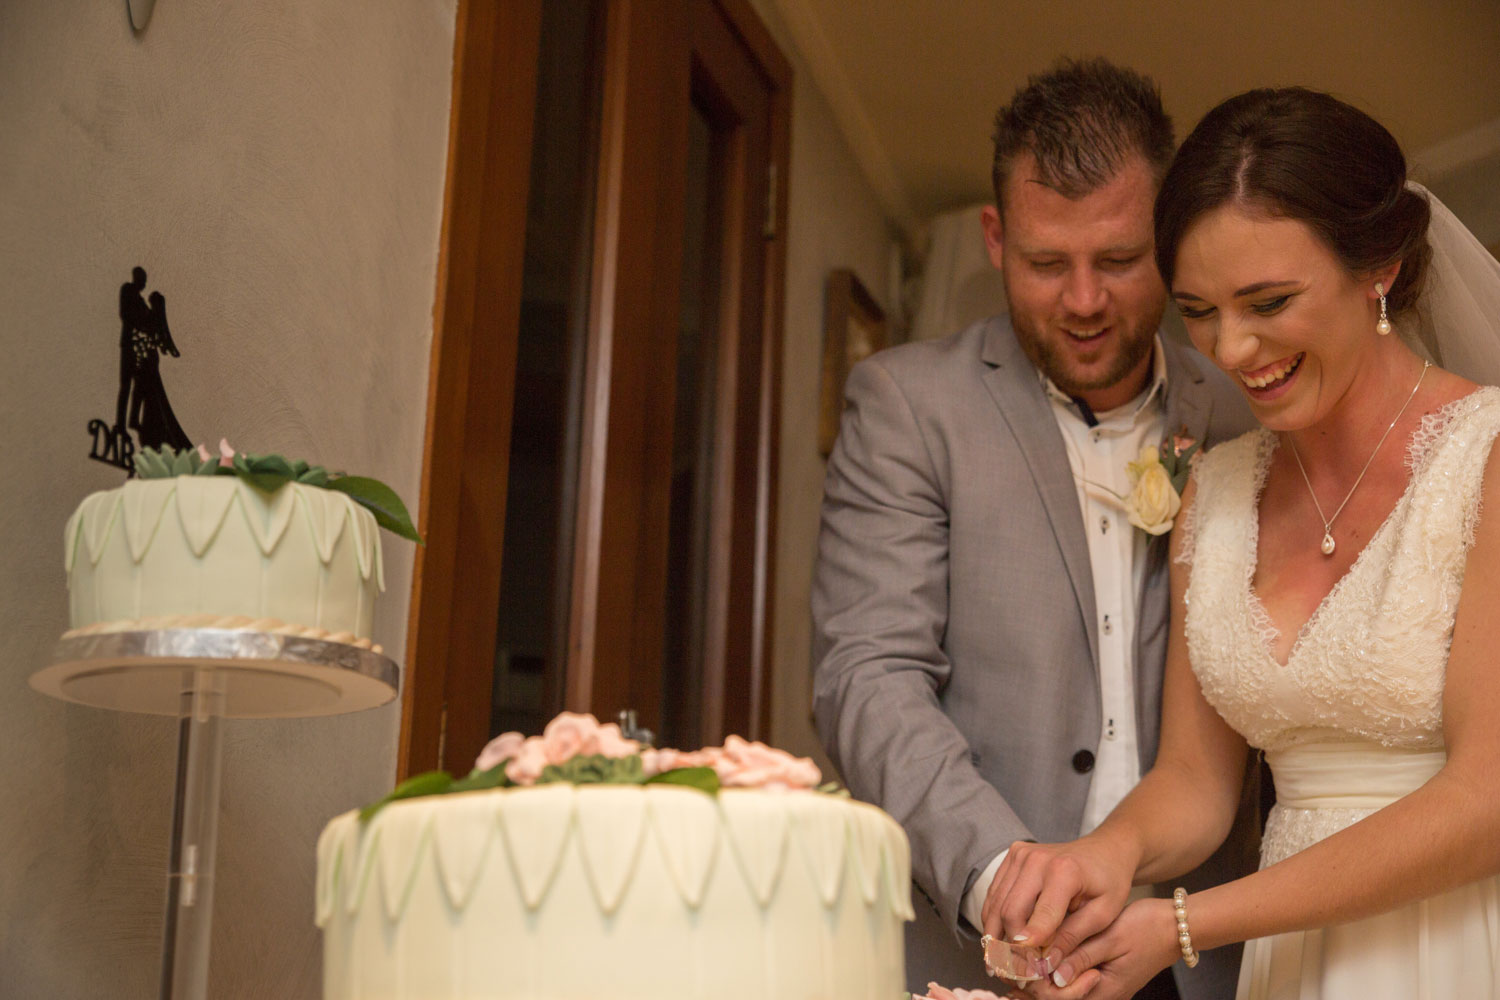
[0,2,455,997]
[748,1,900,774]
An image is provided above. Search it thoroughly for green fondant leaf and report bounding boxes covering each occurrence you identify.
[194,457,221,476]
[231,453,294,493]
[448,763,514,794]
[327,475,423,544]
[359,770,454,824]
[297,467,329,488]
[644,766,720,795]
[170,449,196,476]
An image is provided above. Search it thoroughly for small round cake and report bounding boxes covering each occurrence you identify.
[317,716,913,999]
[64,476,383,647]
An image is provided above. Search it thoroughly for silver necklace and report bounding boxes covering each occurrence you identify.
[1286,360,1431,557]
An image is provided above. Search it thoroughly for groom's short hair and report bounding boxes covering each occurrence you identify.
[991,57,1174,214]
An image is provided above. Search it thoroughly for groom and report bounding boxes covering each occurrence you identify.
[812,60,1259,999]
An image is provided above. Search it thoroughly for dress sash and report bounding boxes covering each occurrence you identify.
[1267,741,1447,810]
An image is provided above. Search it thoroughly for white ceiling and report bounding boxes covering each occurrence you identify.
[772,0,1500,233]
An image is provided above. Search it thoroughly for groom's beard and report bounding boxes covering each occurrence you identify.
[1005,292,1161,401]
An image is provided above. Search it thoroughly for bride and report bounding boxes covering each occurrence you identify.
[981,88,1500,999]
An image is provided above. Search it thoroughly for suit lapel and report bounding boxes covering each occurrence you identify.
[978,318,1099,672]
[1134,337,1216,768]
[1160,338,1212,449]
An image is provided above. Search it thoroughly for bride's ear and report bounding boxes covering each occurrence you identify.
[1368,261,1402,300]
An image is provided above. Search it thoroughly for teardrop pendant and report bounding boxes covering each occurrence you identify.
[1321,533,1336,556]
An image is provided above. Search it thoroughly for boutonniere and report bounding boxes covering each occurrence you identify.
[1123,431,1199,535]
[1075,430,1200,537]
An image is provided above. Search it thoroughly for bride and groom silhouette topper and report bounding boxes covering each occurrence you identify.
[89,266,192,473]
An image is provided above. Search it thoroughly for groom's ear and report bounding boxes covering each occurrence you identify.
[980,204,1005,271]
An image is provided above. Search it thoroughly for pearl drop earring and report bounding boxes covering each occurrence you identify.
[1376,282,1392,335]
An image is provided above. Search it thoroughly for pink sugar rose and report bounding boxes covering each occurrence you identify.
[642,746,713,777]
[916,987,1006,1000]
[195,443,214,464]
[474,731,525,772]
[713,735,821,789]
[541,712,600,764]
[503,736,549,785]
[219,438,236,464]
[594,722,640,759]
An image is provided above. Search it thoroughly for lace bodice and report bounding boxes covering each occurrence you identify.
[1182,388,1500,753]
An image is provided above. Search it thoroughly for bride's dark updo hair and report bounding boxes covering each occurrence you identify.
[1155,88,1430,317]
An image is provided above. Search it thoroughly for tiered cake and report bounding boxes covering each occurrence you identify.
[63,448,389,648]
[316,718,914,999]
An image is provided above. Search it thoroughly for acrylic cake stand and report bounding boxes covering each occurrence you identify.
[31,628,400,1000]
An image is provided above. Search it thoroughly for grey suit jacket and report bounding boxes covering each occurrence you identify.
[812,316,1261,999]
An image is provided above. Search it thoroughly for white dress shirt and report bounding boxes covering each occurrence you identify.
[961,338,1168,930]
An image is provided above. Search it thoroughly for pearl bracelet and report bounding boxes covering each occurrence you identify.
[1172,887,1200,968]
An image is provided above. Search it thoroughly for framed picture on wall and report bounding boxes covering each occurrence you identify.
[819,269,887,455]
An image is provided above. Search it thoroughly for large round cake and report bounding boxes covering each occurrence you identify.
[317,720,913,999]
[64,476,383,646]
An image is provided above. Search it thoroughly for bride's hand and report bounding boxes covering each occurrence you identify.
[1046,897,1181,1000]
[981,837,1136,973]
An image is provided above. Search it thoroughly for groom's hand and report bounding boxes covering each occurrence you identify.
[980,838,1134,974]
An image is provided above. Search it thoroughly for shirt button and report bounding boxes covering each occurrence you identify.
[1105,718,1118,740]
[1100,516,1110,534]
[1102,614,1113,635]
[1091,429,1102,443]
[1072,749,1095,773]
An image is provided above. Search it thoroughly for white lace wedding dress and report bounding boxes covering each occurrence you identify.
[1182,387,1500,999]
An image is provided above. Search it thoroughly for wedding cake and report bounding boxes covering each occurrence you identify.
[63,443,416,649]
[316,714,913,999]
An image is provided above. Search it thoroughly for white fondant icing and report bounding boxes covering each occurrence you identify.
[64,478,383,640]
[122,478,176,560]
[646,785,720,909]
[574,786,648,916]
[848,805,887,905]
[720,789,791,906]
[495,784,574,910]
[789,791,849,907]
[429,793,502,911]
[316,784,911,999]
[376,811,432,923]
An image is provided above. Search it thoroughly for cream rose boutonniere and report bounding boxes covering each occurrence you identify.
[1124,434,1199,535]
[1077,432,1200,537]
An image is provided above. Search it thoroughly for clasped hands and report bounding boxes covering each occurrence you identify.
[977,838,1182,1000]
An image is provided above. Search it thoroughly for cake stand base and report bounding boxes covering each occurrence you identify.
[31,629,400,1000]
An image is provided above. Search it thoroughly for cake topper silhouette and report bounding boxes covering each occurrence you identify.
[90,266,192,473]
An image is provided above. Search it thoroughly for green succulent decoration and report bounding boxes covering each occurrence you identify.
[134,443,422,543]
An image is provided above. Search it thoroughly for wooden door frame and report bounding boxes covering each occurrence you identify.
[398,0,541,778]
[399,0,790,778]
